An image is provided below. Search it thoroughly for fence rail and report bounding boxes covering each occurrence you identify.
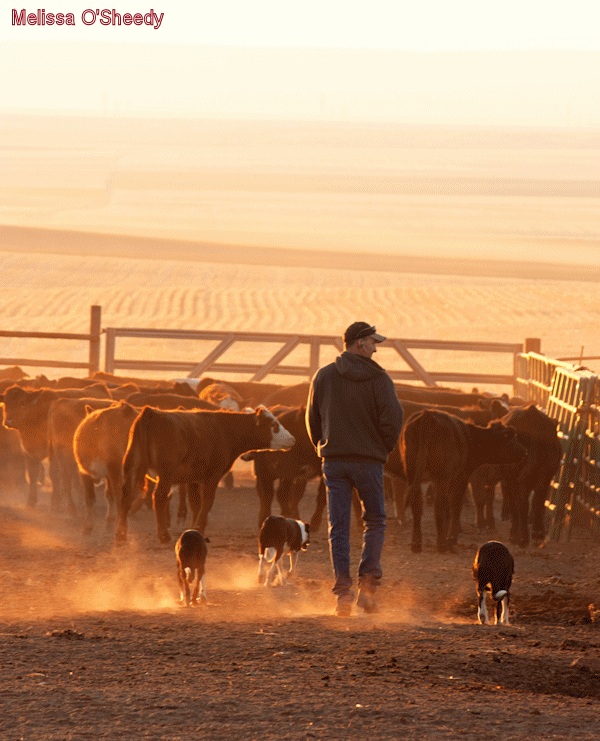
[517,353,600,542]
[103,324,532,390]
[0,306,102,375]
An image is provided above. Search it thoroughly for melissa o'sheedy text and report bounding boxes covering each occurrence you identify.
[12,8,165,28]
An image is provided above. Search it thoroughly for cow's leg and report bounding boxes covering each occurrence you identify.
[391,478,408,526]
[60,454,79,520]
[48,449,63,512]
[186,482,201,528]
[287,479,306,521]
[256,466,275,530]
[470,480,487,531]
[192,477,220,535]
[448,476,469,548]
[176,484,188,523]
[514,472,534,547]
[530,474,553,542]
[25,455,41,509]
[104,463,122,532]
[502,475,521,544]
[484,484,497,531]
[116,479,134,544]
[407,482,423,553]
[500,479,512,521]
[276,479,293,517]
[153,478,173,543]
[434,486,451,553]
[81,472,97,535]
[309,477,326,532]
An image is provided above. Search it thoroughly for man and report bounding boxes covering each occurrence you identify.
[306,322,404,616]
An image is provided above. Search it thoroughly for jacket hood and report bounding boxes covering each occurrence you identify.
[335,351,386,382]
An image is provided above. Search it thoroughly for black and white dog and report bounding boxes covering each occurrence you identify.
[258,515,310,586]
[175,529,208,606]
[472,540,514,625]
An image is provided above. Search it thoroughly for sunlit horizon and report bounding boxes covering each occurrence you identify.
[2,1,600,127]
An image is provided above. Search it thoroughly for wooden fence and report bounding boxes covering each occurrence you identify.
[517,353,600,542]
[0,305,102,375]
[0,304,541,390]
[103,324,539,391]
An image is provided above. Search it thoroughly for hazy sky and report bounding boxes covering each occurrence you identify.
[2,1,599,124]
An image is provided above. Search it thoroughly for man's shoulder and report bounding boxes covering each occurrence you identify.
[315,361,338,379]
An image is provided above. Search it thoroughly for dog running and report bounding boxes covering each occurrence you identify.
[258,515,310,586]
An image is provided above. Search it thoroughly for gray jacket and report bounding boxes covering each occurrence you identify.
[306,351,404,464]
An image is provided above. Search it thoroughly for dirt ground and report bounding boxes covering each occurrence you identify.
[1,472,600,741]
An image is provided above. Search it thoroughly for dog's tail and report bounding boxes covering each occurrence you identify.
[493,589,508,601]
[263,547,276,563]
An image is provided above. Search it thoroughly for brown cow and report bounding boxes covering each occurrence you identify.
[121,406,295,543]
[73,401,141,535]
[498,405,562,547]
[394,383,509,409]
[0,404,27,497]
[125,392,218,411]
[2,384,111,510]
[192,378,284,407]
[198,382,246,411]
[47,397,114,517]
[401,410,526,553]
[90,371,174,389]
[0,366,28,383]
[261,383,310,409]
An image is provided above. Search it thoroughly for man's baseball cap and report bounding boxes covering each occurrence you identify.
[344,322,387,345]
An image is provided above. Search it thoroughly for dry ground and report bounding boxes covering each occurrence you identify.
[1,474,600,741]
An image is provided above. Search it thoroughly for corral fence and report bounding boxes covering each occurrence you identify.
[1,306,599,542]
[0,305,101,375]
[103,324,536,389]
[516,352,600,543]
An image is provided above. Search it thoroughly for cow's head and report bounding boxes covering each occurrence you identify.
[486,422,527,465]
[256,405,295,450]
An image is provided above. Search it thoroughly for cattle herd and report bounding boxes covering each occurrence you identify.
[0,366,564,624]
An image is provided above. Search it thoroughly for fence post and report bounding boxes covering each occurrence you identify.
[104,328,116,374]
[88,305,101,375]
[525,337,541,354]
[309,336,320,379]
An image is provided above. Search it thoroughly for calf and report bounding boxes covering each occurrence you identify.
[401,410,526,553]
[2,384,111,511]
[498,405,562,547]
[73,401,141,535]
[175,529,208,606]
[121,406,295,543]
[257,515,310,586]
[472,541,514,625]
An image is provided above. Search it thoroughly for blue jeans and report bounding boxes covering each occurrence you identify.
[322,460,386,601]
